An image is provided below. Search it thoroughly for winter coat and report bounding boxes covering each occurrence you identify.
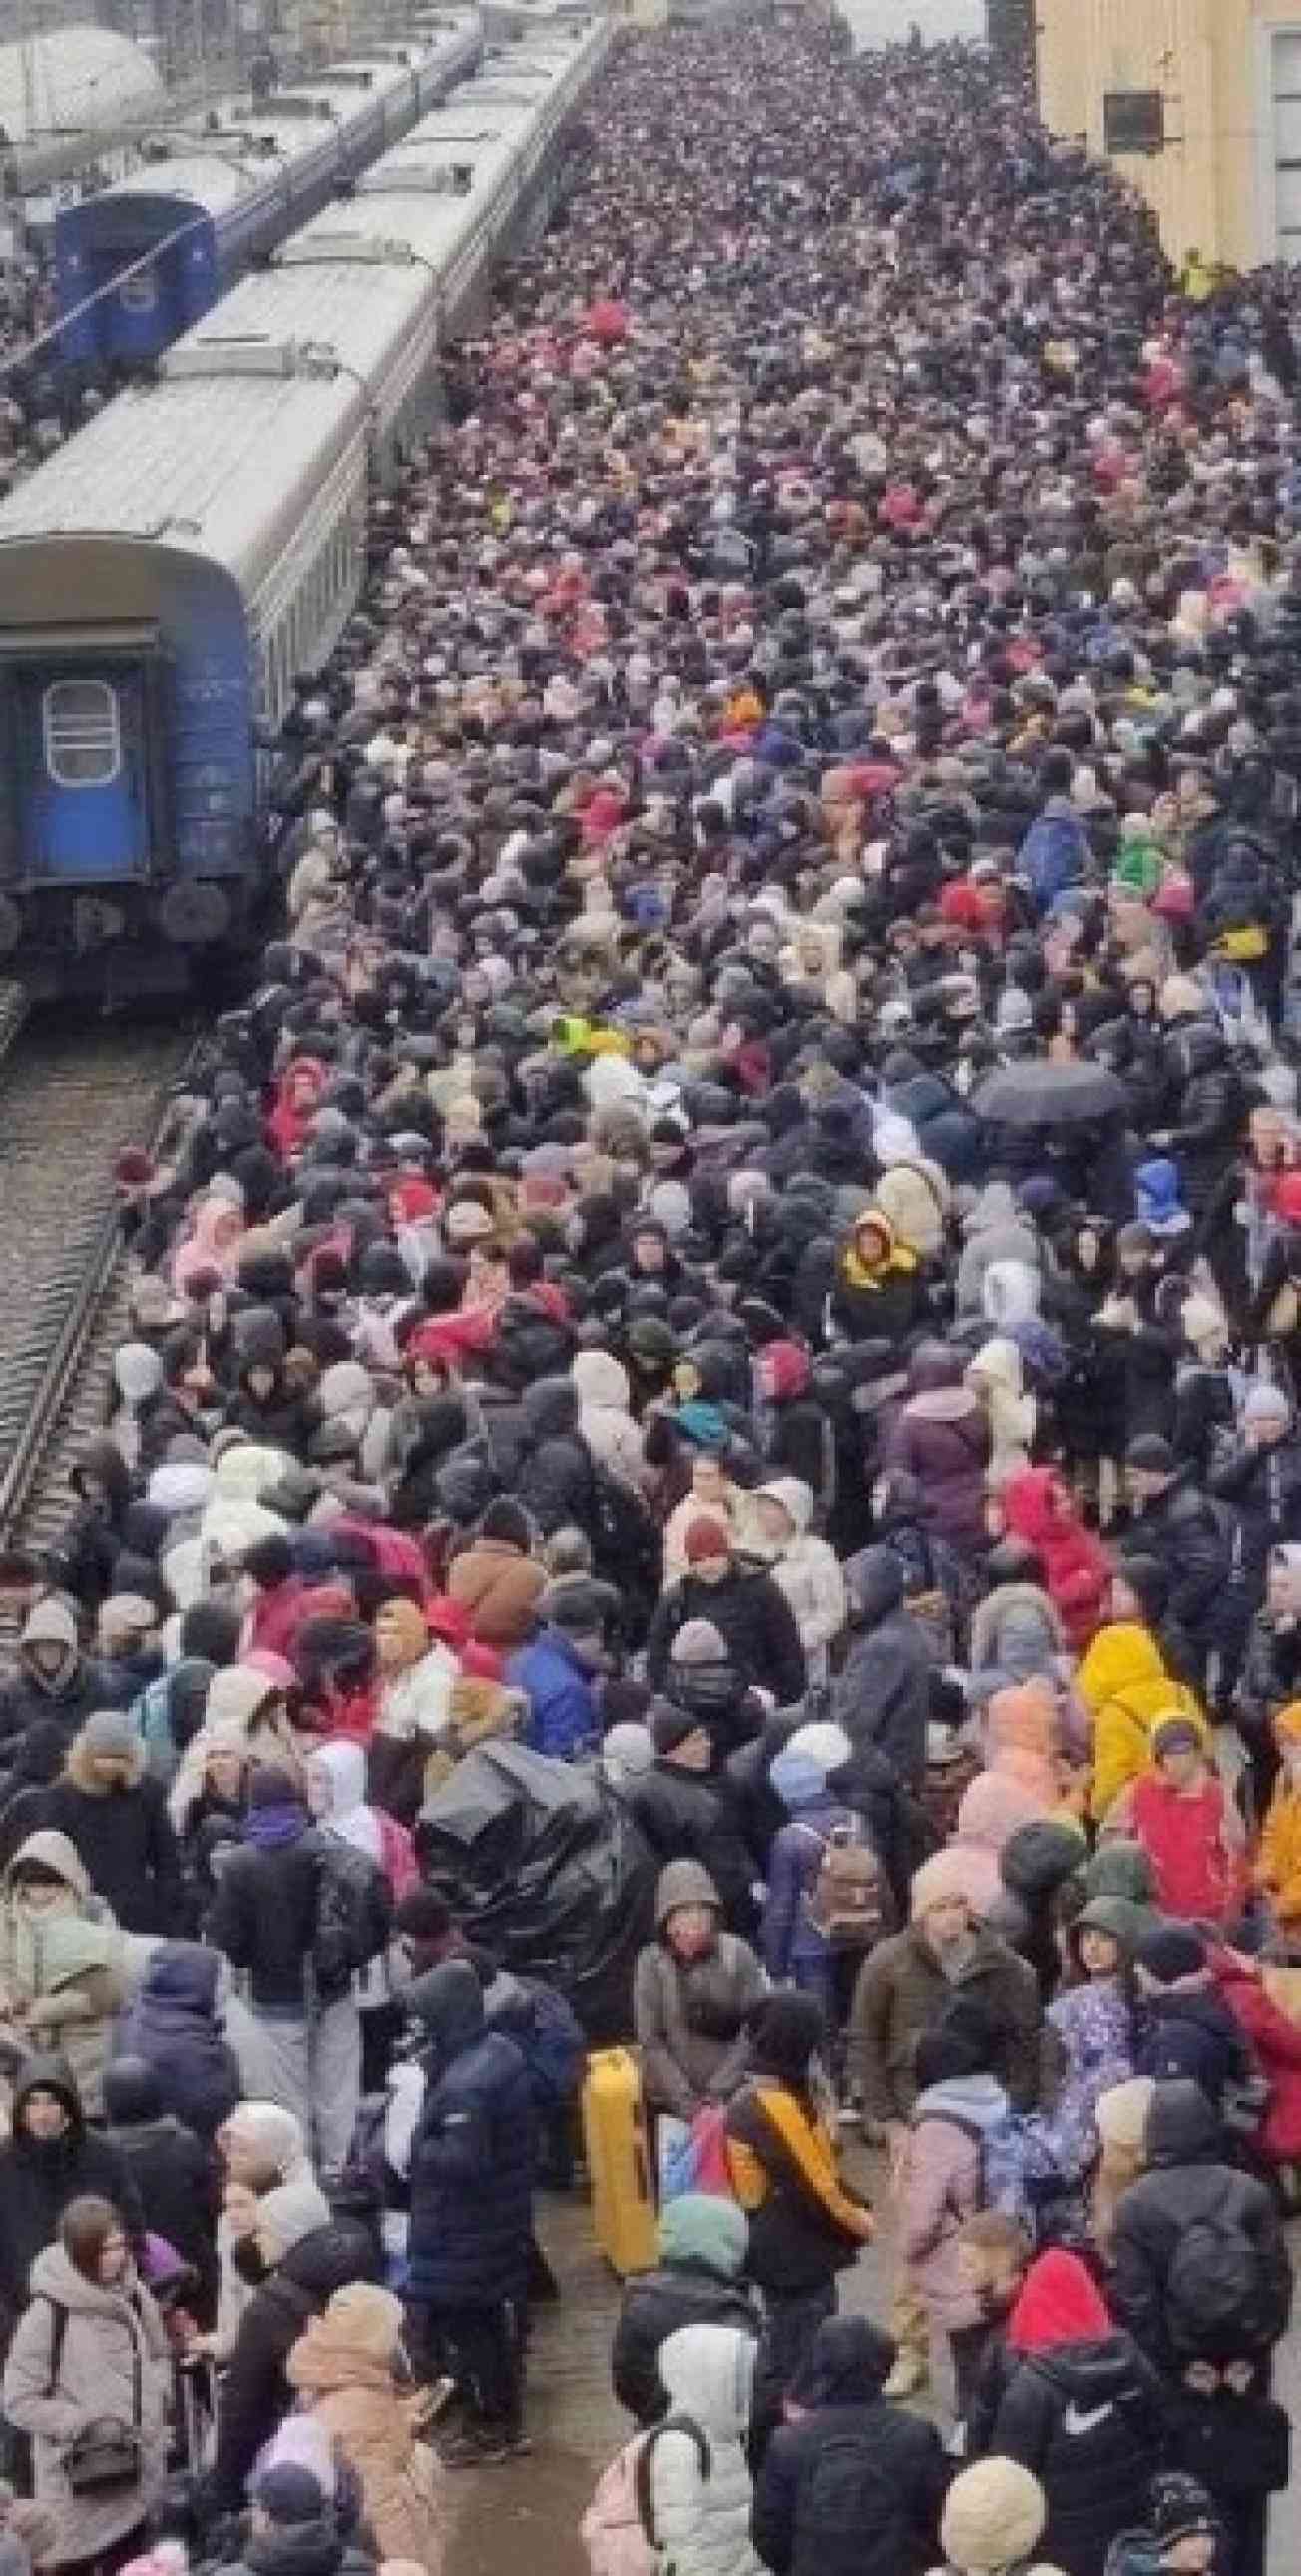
[445,1537,546,1647]
[967,1583,1065,1705]
[759,1482,847,1683]
[629,1762,760,1940]
[956,1186,1042,1319]
[1109,2080,1292,2370]
[0,1830,127,2116]
[206,2219,378,2510]
[405,1964,535,2309]
[761,1795,865,1984]
[1209,1431,1301,1599]
[513,1379,598,1537]
[1256,1773,1301,1922]
[102,2058,220,2323]
[506,1628,600,1760]
[208,1821,383,2013]
[0,2054,145,2337]
[1161,1023,1244,1214]
[2,2241,170,2566]
[646,1568,807,1708]
[990,2333,1164,2576]
[0,1599,113,1765]
[208,2504,374,2576]
[1217,1958,1301,2160]
[39,1728,185,1937]
[1127,1770,1242,1924]
[1132,1981,1252,2107]
[1121,1475,1231,1664]
[1034,1971,1133,2185]
[833,1552,931,1792]
[573,1349,647,1493]
[612,2198,758,2427]
[886,1387,991,1556]
[753,2396,948,2576]
[1002,1472,1110,1655]
[635,1866,766,2119]
[901,2074,1010,2328]
[648,2324,761,2576]
[285,2289,445,2576]
[724,2079,869,2297]
[1075,1625,1203,1823]
[115,1940,241,2140]
[849,1922,1042,2125]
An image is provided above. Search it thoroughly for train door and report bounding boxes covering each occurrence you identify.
[14,668,151,880]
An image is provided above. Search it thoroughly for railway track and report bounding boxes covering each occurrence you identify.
[0,994,199,1611]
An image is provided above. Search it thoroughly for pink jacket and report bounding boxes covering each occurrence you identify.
[899,2102,986,2329]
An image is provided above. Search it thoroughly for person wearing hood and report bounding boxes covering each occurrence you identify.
[116,1940,240,2141]
[512,1375,598,1539]
[209,1767,386,2172]
[0,1599,114,1770]
[886,1345,991,1559]
[284,2283,446,2576]
[749,1481,845,1687]
[1029,1897,1138,2190]
[48,1438,134,1615]
[647,1520,807,1712]
[1119,1437,1233,1693]
[210,2457,375,2576]
[966,1341,1036,1492]
[956,1186,1043,1326]
[833,1547,931,1793]
[898,2002,1014,2415]
[638,2323,762,2576]
[1077,1580,1205,1824]
[635,1860,765,2125]
[2,2193,171,2571]
[38,1712,184,1938]
[866,1471,967,1654]
[930,2456,1066,2576]
[612,2193,758,2428]
[753,2314,946,2576]
[830,1210,925,1345]
[130,1653,215,1790]
[1130,1927,1253,2110]
[1109,2080,1291,2386]
[968,1545,1067,1706]
[403,1958,535,2465]
[760,1721,874,2008]
[0,1720,76,1872]
[370,1597,459,1824]
[203,2214,380,2513]
[0,2055,145,2344]
[1001,1471,1110,1657]
[101,2054,220,2326]
[725,1992,872,2432]
[572,1348,648,1494]
[986,2249,1163,2576]
[0,1832,126,2117]
[307,1740,413,2087]
[754,1341,835,1520]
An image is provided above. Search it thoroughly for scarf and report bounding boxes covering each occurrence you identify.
[675,1398,729,1449]
[840,1237,916,1292]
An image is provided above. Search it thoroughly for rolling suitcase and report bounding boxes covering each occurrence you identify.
[582,2046,656,2276]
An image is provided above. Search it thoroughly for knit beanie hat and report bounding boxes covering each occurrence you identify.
[650,1702,708,1756]
[1136,1923,1206,1985]
[1007,2248,1112,2352]
[748,1989,827,2088]
[910,1847,981,1918]
[683,1518,732,1565]
[602,1721,655,1779]
[252,2465,329,2529]
[1244,1380,1291,1425]
[669,1617,729,1666]
[1148,2473,1222,2548]
[79,1711,142,1761]
[940,2460,1047,2573]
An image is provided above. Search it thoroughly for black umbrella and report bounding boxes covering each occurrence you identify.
[972,1061,1129,1130]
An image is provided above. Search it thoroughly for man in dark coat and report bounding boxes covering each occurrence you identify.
[211,2461,375,2576]
[203,2220,380,2511]
[988,2248,1164,2576]
[102,2054,221,2325]
[630,1703,759,1936]
[513,1376,597,1537]
[404,1958,535,2464]
[117,1940,241,2141]
[612,2192,758,2426]
[832,1548,931,1792]
[0,2053,145,2341]
[645,1521,807,1708]
[753,2316,947,2576]
[37,1712,185,1937]
[0,1599,114,1773]
[1120,1437,1232,1690]
[1109,2080,1291,2382]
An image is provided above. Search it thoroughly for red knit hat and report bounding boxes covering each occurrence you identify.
[1007,2250,1111,2352]
[684,1516,731,1565]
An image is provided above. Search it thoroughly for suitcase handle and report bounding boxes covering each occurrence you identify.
[634,2137,649,2202]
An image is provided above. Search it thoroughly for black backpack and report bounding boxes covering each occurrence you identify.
[312,1839,387,1992]
[1165,2189,1289,2358]
[791,2427,912,2576]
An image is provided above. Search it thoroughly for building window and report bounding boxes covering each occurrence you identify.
[43,678,121,786]
[1103,90,1165,154]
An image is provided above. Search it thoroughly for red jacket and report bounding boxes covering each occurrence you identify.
[1130,1771,1243,1925]
[1216,1959,1301,2159]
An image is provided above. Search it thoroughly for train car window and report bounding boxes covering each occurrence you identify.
[43,679,122,788]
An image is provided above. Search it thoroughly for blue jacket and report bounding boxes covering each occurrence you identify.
[116,1940,241,2142]
[761,1795,860,1981]
[407,2028,535,2307]
[507,1629,599,1760]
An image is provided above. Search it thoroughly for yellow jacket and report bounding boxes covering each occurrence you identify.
[1075,1622,1203,1821]
[1258,1784,1301,1923]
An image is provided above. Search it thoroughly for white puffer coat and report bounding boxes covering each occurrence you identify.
[650,2324,761,2576]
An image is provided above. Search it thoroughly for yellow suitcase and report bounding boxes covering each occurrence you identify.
[582,2046,657,2276]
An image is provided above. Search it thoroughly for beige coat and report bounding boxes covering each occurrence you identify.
[285,2286,446,2576]
[3,2241,170,2566]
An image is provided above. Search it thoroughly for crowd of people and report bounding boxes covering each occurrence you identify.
[5,11,1301,2576]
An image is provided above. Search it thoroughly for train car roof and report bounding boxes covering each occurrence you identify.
[0,15,606,592]
[0,25,162,143]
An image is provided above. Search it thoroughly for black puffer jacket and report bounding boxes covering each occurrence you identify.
[629,1758,758,1938]
[990,2333,1164,2576]
[832,1549,931,1791]
[1120,1472,1231,1664]
[102,2055,221,2327]
[612,2261,759,2426]
[0,2054,146,2338]
[753,2393,948,2576]
[1160,1020,1246,1214]
[645,1566,807,1707]
[1133,1983,1252,2108]
[204,2220,379,2510]
[513,1377,596,1536]
[1110,2080,1292,2371]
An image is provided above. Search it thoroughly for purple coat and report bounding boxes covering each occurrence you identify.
[887,1388,990,1553]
